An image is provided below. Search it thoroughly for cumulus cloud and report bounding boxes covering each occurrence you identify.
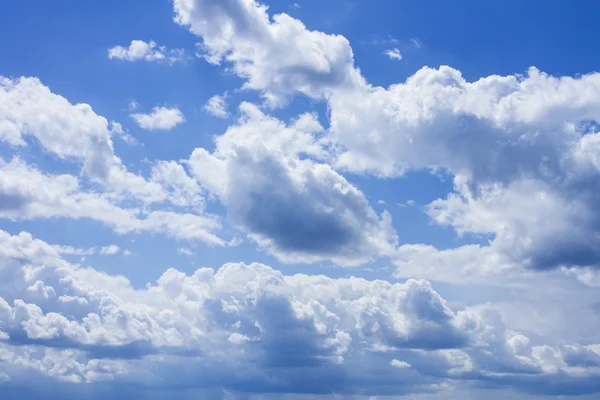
[203,94,229,118]
[187,102,397,265]
[171,0,600,276]
[4,1,600,397]
[173,0,364,106]
[131,106,185,131]
[0,77,221,235]
[391,359,411,368]
[150,160,205,210]
[99,245,120,255]
[0,229,599,398]
[0,158,223,246]
[328,66,600,272]
[108,40,185,63]
[0,76,168,203]
[384,48,402,60]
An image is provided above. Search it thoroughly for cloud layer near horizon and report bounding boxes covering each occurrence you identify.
[1,229,600,398]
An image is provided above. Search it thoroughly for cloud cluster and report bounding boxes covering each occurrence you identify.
[325,66,600,273]
[173,0,600,277]
[173,0,364,106]
[0,77,223,245]
[1,229,599,398]
[187,102,397,265]
[3,1,600,397]
[108,40,186,64]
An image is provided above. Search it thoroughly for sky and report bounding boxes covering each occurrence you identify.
[1,0,600,399]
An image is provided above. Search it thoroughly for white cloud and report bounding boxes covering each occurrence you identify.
[0,76,165,203]
[326,66,600,273]
[177,247,193,256]
[52,245,96,256]
[397,200,415,208]
[0,229,598,397]
[131,106,185,131]
[391,359,411,368]
[0,157,224,246]
[99,245,120,255]
[173,0,364,106]
[384,48,402,60]
[108,40,185,63]
[150,160,205,210]
[188,103,397,266]
[4,2,600,396]
[128,100,139,111]
[203,94,229,118]
[169,0,600,276]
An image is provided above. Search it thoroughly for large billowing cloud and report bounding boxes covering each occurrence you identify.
[172,0,600,275]
[0,76,164,202]
[187,102,397,265]
[173,0,364,106]
[1,229,599,398]
[327,66,600,272]
[0,76,225,245]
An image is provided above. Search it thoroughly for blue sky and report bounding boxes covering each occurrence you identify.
[1,1,600,399]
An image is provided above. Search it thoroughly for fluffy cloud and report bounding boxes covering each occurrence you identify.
[187,102,397,265]
[0,76,116,173]
[328,66,600,272]
[108,40,186,63]
[0,157,223,246]
[0,76,167,203]
[171,0,600,275]
[150,160,205,210]
[203,94,229,118]
[131,106,185,131]
[0,76,234,246]
[0,229,599,398]
[384,48,402,60]
[99,245,120,255]
[173,0,364,106]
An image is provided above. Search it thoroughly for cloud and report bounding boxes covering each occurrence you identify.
[384,48,402,60]
[150,160,205,210]
[173,0,364,106]
[108,40,185,63]
[187,103,397,266]
[0,157,224,246]
[0,229,599,397]
[391,359,411,368]
[131,106,185,131]
[203,94,229,118]
[99,245,120,255]
[0,76,168,203]
[176,247,193,256]
[52,245,96,257]
[170,0,600,276]
[325,66,600,273]
[397,199,415,208]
